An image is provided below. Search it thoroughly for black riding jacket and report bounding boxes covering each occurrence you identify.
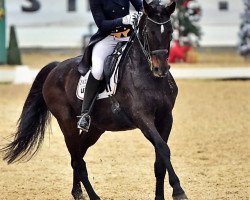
[81,0,142,69]
[90,0,143,33]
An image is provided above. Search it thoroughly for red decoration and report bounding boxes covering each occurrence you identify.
[182,0,192,8]
[169,41,192,63]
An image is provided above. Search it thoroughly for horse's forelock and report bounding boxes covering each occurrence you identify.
[145,0,174,7]
[145,0,173,15]
[146,4,171,21]
[159,0,174,6]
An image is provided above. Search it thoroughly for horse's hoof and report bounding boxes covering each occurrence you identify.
[72,190,84,200]
[73,194,84,200]
[173,193,188,200]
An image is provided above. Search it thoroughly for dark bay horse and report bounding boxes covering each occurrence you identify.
[2,1,188,199]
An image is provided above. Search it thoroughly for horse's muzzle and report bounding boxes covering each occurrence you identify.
[152,64,170,78]
[151,55,170,77]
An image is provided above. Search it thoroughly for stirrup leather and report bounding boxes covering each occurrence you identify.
[77,114,91,132]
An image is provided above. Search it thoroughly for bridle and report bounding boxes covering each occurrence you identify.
[134,15,172,67]
[147,16,171,26]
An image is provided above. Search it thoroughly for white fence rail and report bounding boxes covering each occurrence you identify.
[1,66,250,84]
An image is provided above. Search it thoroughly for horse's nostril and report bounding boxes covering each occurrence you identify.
[154,67,159,72]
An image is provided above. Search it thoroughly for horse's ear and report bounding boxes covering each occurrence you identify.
[166,1,176,15]
[143,0,153,14]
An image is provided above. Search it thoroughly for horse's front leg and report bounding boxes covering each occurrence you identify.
[154,151,166,200]
[136,115,188,200]
[153,113,173,200]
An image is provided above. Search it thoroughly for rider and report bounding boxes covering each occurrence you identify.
[77,0,143,132]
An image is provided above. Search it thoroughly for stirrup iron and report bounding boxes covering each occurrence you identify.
[77,114,91,132]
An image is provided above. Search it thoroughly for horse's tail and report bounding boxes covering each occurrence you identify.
[1,61,59,164]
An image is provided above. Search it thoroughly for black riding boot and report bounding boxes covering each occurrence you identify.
[77,73,101,132]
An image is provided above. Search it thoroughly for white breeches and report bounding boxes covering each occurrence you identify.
[91,36,129,80]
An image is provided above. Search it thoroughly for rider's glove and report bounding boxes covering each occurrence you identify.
[122,12,139,25]
[138,11,143,17]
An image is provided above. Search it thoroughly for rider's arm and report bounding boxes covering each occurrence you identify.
[90,0,123,33]
[130,0,143,12]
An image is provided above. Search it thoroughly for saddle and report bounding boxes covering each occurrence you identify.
[78,41,128,84]
[103,41,127,87]
[76,41,128,100]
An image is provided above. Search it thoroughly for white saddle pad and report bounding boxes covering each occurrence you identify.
[76,57,121,100]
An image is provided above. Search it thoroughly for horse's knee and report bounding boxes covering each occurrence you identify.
[156,142,171,159]
[71,160,87,172]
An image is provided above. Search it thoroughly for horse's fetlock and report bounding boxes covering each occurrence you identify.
[72,189,84,200]
[171,181,185,197]
[155,196,165,200]
[170,177,180,188]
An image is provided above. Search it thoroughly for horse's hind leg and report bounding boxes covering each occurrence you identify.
[56,113,103,200]
[57,117,86,200]
[72,169,83,200]
[75,128,104,200]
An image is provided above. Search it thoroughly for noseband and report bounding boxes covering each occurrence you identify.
[137,16,172,66]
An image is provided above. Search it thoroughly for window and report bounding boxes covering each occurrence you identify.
[68,0,76,12]
[22,0,40,12]
[219,1,229,11]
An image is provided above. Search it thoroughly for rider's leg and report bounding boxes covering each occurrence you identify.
[78,36,126,132]
[77,72,101,132]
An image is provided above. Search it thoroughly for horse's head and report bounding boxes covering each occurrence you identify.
[139,0,176,77]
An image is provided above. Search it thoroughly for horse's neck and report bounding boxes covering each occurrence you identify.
[127,35,151,74]
[123,36,168,91]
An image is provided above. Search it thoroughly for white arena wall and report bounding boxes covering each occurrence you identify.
[200,0,244,47]
[6,0,95,48]
[5,0,244,48]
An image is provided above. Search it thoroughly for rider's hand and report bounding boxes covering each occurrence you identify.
[122,12,139,25]
[138,11,143,17]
